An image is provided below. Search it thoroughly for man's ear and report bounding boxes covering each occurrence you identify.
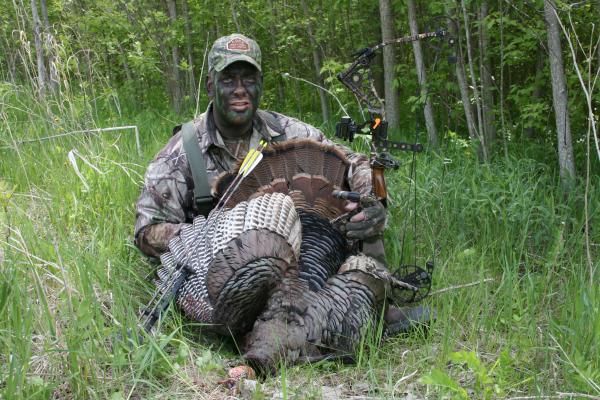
[205,74,214,98]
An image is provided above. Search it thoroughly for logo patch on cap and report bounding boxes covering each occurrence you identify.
[227,38,250,52]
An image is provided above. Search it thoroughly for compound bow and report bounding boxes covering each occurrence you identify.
[334,23,456,305]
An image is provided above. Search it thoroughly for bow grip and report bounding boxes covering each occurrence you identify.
[371,166,388,207]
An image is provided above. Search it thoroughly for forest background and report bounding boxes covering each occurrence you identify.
[0,0,598,398]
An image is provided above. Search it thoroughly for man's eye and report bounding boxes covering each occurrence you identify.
[221,78,233,84]
[243,78,256,85]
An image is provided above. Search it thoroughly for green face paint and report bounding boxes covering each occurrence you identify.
[212,62,262,135]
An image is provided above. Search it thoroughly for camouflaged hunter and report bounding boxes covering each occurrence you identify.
[134,33,382,259]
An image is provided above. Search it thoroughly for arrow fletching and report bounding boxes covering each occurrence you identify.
[242,152,263,177]
[238,139,267,175]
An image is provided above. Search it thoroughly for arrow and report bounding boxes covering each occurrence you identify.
[213,139,267,210]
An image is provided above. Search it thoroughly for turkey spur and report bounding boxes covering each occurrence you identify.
[155,139,397,371]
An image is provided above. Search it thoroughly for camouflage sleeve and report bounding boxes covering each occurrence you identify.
[277,113,372,195]
[344,149,372,196]
[134,135,194,257]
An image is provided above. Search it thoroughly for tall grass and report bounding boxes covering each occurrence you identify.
[0,74,598,398]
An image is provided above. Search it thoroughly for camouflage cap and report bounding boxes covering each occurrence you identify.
[208,34,261,73]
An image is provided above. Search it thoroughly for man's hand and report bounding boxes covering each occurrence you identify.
[344,200,387,239]
[136,222,182,258]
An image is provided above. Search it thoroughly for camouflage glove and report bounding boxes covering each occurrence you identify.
[136,222,182,258]
[345,200,387,240]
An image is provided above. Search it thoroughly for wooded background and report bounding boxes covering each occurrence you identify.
[2,0,599,185]
[0,1,599,398]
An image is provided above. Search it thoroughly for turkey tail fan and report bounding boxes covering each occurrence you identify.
[214,138,353,291]
[156,192,302,335]
[213,139,351,221]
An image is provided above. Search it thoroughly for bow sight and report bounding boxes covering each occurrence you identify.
[334,116,362,142]
[336,116,424,156]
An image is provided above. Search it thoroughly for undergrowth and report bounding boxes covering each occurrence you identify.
[0,83,598,399]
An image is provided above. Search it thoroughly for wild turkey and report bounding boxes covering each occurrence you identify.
[156,139,396,372]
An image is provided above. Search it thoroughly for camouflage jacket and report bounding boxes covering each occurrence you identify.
[134,103,373,257]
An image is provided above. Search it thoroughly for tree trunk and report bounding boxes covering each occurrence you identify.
[378,0,400,131]
[460,0,487,161]
[166,0,183,114]
[407,0,438,149]
[299,0,330,123]
[597,0,600,70]
[39,0,48,26]
[182,0,197,106]
[447,5,478,156]
[39,0,58,93]
[456,47,479,151]
[30,0,46,96]
[478,0,496,148]
[543,0,575,187]
[498,0,509,158]
[231,0,241,32]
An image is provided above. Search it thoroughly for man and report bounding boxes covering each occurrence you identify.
[135,33,432,338]
[134,34,386,259]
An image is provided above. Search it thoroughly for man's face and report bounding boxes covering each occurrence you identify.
[209,62,262,128]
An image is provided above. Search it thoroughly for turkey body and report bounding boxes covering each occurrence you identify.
[156,139,390,372]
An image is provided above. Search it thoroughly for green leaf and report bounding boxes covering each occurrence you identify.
[420,369,469,399]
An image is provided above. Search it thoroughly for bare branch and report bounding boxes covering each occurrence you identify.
[430,278,495,296]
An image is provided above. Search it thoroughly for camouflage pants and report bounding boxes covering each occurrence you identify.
[362,234,387,265]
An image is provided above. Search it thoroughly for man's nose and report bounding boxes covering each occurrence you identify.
[233,78,247,96]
